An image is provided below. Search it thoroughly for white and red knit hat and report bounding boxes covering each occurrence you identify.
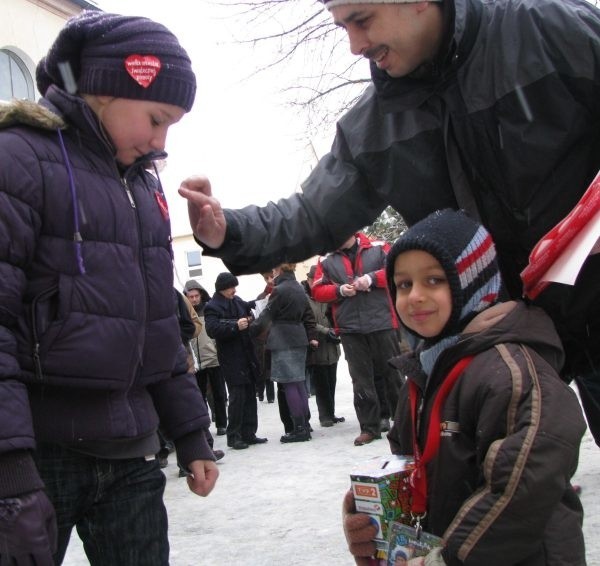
[321,0,442,10]
[386,209,502,339]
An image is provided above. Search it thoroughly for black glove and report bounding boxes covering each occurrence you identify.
[326,330,341,344]
[0,490,57,565]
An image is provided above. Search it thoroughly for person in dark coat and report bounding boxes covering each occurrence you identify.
[0,11,217,565]
[252,264,318,442]
[204,273,267,450]
[343,210,586,565]
[303,266,344,428]
[179,0,600,447]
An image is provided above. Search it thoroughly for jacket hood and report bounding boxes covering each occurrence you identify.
[0,98,65,131]
[458,301,565,373]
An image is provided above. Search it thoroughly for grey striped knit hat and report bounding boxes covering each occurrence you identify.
[386,209,502,339]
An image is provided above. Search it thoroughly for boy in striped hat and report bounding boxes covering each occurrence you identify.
[342,209,585,565]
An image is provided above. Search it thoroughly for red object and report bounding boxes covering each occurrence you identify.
[408,356,474,516]
[521,169,600,299]
[154,191,169,220]
[125,54,162,88]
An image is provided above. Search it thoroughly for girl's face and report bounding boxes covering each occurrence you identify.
[392,250,452,338]
[88,96,185,166]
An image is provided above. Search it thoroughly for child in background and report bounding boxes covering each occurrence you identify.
[342,209,585,565]
[0,11,218,565]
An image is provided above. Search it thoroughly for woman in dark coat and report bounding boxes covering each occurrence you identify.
[252,264,318,442]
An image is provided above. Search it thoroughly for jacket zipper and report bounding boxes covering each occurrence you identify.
[30,285,59,381]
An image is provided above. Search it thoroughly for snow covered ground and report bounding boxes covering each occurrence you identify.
[64,360,600,565]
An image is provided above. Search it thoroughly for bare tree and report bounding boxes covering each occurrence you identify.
[214,0,370,135]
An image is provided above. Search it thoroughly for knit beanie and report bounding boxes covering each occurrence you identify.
[36,10,196,112]
[214,272,239,292]
[386,209,502,341]
[321,0,441,10]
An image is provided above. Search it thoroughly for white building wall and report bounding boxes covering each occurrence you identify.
[1,0,89,95]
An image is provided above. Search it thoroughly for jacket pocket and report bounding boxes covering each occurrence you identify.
[30,283,63,381]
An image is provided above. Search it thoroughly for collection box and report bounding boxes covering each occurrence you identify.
[350,455,415,562]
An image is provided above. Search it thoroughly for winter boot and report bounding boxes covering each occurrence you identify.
[280,416,311,443]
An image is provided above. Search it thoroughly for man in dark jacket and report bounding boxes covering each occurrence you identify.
[204,273,268,450]
[312,233,403,445]
[179,0,600,444]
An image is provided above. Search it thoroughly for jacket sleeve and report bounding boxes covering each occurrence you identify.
[311,261,342,303]
[302,302,318,341]
[148,344,213,465]
[441,346,586,566]
[201,127,387,275]
[0,132,45,497]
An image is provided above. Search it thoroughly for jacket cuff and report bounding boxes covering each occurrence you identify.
[175,430,215,470]
[0,451,44,498]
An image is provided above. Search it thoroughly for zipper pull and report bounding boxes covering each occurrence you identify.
[122,179,136,208]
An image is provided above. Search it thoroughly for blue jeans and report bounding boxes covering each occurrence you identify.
[35,443,169,565]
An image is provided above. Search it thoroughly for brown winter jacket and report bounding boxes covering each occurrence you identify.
[388,301,586,566]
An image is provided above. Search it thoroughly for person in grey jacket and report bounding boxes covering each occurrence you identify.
[303,266,344,428]
[0,11,217,565]
[184,279,228,436]
[179,0,600,446]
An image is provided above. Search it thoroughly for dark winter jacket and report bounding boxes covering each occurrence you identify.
[204,0,600,378]
[311,233,398,335]
[387,301,586,566]
[0,91,212,498]
[204,292,259,386]
[252,271,317,351]
[304,287,340,367]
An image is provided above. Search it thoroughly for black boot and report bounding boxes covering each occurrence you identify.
[280,416,311,443]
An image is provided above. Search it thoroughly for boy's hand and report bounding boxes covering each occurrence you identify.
[342,489,378,565]
[178,175,227,249]
[0,490,57,565]
[186,459,219,496]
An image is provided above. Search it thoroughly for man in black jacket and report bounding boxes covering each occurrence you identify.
[204,273,268,450]
[179,0,600,444]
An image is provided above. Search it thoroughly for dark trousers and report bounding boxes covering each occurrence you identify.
[226,382,258,443]
[341,329,403,436]
[309,362,338,422]
[36,442,168,566]
[196,366,228,429]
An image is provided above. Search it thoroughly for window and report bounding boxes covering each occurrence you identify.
[0,49,35,102]
[186,250,202,277]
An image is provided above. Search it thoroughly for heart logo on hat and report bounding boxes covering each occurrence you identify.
[125,55,162,88]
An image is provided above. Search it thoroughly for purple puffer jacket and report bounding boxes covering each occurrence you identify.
[0,88,211,497]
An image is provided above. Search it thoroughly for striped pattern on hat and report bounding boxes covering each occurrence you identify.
[386,209,502,339]
[321,0,442,10]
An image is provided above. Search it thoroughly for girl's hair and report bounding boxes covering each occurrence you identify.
[279,263,296,273]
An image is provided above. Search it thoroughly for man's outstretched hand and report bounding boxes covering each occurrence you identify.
[178,175,227,249]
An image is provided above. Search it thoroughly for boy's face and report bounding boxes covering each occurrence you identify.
[392,249,452,338]
[330,2,444,78]
[91,96,186,166]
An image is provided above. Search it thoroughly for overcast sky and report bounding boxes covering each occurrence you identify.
[94,0,341,236]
